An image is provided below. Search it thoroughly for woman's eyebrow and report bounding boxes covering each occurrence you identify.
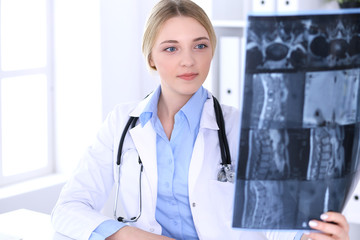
[193,37,210,42]
[159,37,209,45]
[160,40,178,45]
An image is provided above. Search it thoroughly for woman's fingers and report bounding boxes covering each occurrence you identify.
[320,212,349,233]
[305,212,349,240]
[304,230,337,240]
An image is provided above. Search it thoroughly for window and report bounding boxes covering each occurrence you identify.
[0,0,54,186]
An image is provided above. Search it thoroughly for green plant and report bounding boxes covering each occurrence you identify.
[336,0,360,3]
[326,0,360,3]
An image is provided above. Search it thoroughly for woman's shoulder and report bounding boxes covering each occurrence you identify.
[111,101,140,115]
[110,91,155,118]
[220,103,240,130]
[219,103,240,117]
[103,100,144,127]
[202,89,240,125]
[204,88,239,116]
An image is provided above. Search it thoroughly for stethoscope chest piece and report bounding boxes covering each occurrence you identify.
[217,164,235,183]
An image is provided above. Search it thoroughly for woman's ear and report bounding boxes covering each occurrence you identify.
[149,58,156,70]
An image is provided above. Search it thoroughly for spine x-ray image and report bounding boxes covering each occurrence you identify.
[233,10,360,230]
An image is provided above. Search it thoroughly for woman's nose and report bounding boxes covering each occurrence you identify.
[180,50,195,67]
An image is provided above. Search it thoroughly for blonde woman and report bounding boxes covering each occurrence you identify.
[52,1,350,239]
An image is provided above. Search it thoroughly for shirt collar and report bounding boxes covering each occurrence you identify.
[139,86,161,127]
[181,86,208,132]
[139,85,208,131]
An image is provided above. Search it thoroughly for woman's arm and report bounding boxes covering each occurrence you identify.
[106,226,174,240]
[301,212,349,240]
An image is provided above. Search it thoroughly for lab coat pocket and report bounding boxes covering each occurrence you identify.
[208,180,235,224]
[117,149,142,216]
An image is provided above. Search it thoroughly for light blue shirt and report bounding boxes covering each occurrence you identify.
[142,86,207,239]
[294,231,304,240]
[90,219,125,239]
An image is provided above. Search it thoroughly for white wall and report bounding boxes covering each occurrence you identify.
[0,0,158,215]
[54,0,103,174]
[100,0,159,120]
[0,0,103,214]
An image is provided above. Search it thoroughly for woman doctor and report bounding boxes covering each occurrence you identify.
[51,0,350,239]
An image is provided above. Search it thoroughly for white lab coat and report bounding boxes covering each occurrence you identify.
[51,90,299,240]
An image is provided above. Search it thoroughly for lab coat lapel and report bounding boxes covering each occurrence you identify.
[129,121,158,209]
[188,95,218,195]
[188,129,204,196]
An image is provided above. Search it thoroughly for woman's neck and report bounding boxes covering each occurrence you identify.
[157,90,192,139]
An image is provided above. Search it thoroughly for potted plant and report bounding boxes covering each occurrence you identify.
[336,0,360,8]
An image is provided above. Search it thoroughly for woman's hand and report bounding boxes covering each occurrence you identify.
[301,211,349,240]
[106,226,175,240]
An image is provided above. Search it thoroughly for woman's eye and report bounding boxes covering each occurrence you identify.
[195,44,207,49]
[165,47,176,52]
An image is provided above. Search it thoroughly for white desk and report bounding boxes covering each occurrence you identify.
[0,209,359,239]
[0,209,54,240]
[349,223,360,239]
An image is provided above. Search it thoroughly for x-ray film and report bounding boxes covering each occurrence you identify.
[233,10,360,230]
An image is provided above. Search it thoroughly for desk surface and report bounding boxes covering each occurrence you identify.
[0,209,54,240]
[0,208,359,239]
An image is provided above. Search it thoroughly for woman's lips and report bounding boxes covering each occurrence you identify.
[177,73,198,80]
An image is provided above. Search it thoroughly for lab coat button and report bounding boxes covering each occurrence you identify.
[149,228,155,232]
[192,202,196,207]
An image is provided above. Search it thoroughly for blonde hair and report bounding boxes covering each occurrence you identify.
[142,0,217,70]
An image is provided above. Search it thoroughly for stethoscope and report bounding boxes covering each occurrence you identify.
[114,96,234,223]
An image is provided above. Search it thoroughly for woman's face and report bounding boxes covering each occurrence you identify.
[150,16,213,99]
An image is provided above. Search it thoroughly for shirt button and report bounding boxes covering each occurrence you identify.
[165,182,170,188]
[149,228,155,232]
[192,202,196,207]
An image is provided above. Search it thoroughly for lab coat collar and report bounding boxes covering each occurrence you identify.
[128,91,156,117]
[199,91,220,131]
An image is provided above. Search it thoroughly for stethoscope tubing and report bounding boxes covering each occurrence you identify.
[114,116,143,223]
[117,116,138,165]
[114,96,234,222]
[212,97,231,166]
